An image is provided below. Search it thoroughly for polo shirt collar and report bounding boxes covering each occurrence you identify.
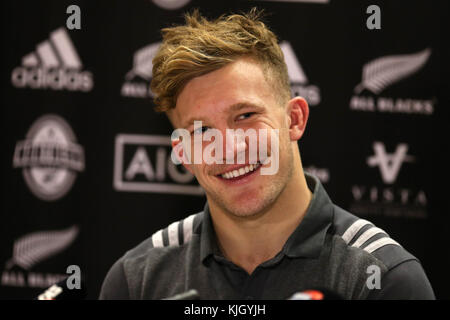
[199,173,334,263]
[282,173,333,258]
[199,202,222,263]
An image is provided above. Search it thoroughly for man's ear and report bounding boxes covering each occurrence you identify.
[286,97,309,141]
[171,139,194,174]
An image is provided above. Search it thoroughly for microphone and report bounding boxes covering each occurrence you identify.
[288,288,343,300]
[162,289,201,300]
[162,288,341,300]
[36,277,86,300]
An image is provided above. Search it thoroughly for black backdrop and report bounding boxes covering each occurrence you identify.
[1,0,449,300]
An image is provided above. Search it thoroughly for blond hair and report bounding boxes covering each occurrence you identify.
[150,8,291,113]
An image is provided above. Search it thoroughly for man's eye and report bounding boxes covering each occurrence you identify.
[236,112,255,121]
[193,126,210,135]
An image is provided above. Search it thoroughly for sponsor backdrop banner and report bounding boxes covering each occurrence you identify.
[1,0,449,299]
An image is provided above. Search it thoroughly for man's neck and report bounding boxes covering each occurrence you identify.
[209,165,312,275]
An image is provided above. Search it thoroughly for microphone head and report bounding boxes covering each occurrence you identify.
[288,288,343,300]
[36,277,86,300]
[163,289,200,300]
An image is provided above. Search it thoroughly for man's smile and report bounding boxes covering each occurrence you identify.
[214,162,262,185]
[219,162,261,179]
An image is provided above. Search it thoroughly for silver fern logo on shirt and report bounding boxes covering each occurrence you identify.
[350,48,434,115]
[121,42,161,98]
[13,114,85,201]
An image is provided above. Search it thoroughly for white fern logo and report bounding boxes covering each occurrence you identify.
[122,42,161,98]
[354,48,431,94]
[125,42,161,81]
[5,225,79,270]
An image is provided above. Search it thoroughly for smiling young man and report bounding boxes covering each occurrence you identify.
[99,9,435,300]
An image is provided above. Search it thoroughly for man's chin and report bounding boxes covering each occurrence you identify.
[220,197,275,220]
[205,170,288,219]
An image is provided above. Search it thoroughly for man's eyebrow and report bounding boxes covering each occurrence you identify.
[181,116,207,130]
[181,102,265,129]
[229,102,265,112]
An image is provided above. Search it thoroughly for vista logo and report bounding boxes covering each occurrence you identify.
[350,141,427,219]
[114,134,204,195]
[11,28,93,92]
[13,114,85,201]
[350,48,434,115]
[367,142,414,184]
[121,42,160,98]
[280,41,321,106]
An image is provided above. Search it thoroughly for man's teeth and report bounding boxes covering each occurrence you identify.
[221,163,260,179]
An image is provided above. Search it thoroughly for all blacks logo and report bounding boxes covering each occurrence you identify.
[13,114,85,201]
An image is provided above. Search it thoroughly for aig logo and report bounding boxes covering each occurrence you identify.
[113,134,204,195]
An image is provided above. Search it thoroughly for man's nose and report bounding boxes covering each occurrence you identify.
[224,129,247,164]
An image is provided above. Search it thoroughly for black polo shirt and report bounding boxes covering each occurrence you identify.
[99,174,435,300]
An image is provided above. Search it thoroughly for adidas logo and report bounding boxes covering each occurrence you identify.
[121,42,161,98]
[11,27,93,91]
[280,41,321,106]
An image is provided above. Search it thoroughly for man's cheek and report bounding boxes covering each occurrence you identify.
[260,129,280,176]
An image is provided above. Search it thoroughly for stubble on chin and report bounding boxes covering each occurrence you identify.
[207,141,294,220]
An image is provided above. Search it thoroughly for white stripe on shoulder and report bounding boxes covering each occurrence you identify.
[363,237,401,254]
[167,221,180,246]
[151,229,164,248]
[341,219,373,244]
[183,214,196,244]
[351,227,387,248]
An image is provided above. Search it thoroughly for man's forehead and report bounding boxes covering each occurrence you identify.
[171,59,275,128]
[179,59,268,99]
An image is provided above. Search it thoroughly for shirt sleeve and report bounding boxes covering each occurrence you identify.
[98,258,130,300]
[366,259,435,300]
